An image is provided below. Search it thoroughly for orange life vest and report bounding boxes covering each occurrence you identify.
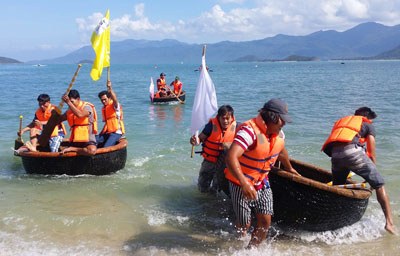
[201,117,236,163]
[321,115,372,151]
[171,81,182,95]
[66,101,98,143]
[101,100,125,134]
[157,78,166,91]
[35,104,66,137]
[225,114,284,186]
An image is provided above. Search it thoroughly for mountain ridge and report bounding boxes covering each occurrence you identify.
[26,22,400,64]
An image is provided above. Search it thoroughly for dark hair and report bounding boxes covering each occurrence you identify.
[260,109,280,124]
[355,107,377,120]
[98,90,110,99]
[217,105,234,118]
[68,89,80,99]
[37,94,50,103]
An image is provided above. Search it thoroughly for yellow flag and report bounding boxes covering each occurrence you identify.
[90,9,110,81]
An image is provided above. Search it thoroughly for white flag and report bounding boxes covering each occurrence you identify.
[149,77,155,101]
[190,56,218,136]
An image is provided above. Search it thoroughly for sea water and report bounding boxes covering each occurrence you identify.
[0,61,399,255]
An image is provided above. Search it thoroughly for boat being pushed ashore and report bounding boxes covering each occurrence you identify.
[217,158,371,232]
[14,138,127,176]
[269,159,372,231]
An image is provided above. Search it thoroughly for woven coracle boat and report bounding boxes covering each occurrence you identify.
[269,159,372,231]
[16,138,127,176]
[151,91,185,103]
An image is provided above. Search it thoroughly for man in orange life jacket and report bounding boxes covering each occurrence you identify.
[18,94,66,152]
[59,89,98,156]
[96,81,125,148]
[190,105,237,193]
[322,107,396,235]
[225,99,300,248]
[155,72,169,98]
[169,76,183,97]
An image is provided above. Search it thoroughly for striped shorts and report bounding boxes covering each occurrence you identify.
[229,181,273,226]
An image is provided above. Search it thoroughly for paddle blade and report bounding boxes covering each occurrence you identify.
[14,139,23,150]
[38,110,61,147]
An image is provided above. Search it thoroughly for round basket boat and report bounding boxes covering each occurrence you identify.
[269,159,372,231]
[16,138,128,176]
[151,91,185,103]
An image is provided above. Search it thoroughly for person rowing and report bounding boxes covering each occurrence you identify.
[169,76,183,98]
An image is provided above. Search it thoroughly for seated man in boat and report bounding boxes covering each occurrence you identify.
[96,80,125,148]
[155,72,169,98]
[59,89,98,156]
[17,94,66,152]
[322,107,396,235]
[224,99,299,248]
[169,76,183,98]
[190,105,237,194]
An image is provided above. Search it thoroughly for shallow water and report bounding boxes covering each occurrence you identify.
[0,61,399,255]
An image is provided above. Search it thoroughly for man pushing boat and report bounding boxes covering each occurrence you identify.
[225,99,300,248]
[190,105,237,194]
[322,107,397,235]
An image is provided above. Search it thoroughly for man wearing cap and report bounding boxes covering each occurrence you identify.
[225,98,300,248]
[169,76,183,98]
[156,73,168,98]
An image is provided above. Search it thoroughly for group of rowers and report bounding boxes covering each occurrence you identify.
[154,72,183,98]
[16,80,124,156]
[190,99,396,248]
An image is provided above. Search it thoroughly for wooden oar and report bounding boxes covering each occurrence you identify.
[170,90,184,104]
[38,64,82,147]
[14,115,24,150]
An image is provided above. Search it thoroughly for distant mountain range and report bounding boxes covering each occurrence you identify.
[16,22,400,64]
[227,54,319,62]
[0,56,22,64]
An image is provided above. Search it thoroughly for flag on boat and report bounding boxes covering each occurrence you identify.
[149,77,155,101]
[190,54,218,137]
[90,9,110,81]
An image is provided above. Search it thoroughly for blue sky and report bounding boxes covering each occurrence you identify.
[2,0,400,61]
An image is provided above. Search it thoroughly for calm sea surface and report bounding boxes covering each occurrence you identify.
[0,61,399,255]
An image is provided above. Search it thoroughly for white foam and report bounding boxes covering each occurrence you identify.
[146,209,189,227]
[276,211,384,246]
[130,157,150,167]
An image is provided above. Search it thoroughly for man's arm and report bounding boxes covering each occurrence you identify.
[226,143,257,200]
[62,95,89,118]
[278,147,300,176]
[366,135,376,164]
[107,81,119,108]
[190,132,207,145]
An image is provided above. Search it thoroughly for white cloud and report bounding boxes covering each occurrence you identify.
[75,1,400,44]
[76,4,175,41]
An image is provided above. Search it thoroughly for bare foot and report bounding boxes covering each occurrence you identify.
[61,147,73,154]
[385,223,397,235]
[25,141,37,152]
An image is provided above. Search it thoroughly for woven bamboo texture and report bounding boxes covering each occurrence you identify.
[18,139,128,175]
[269,159,371,231]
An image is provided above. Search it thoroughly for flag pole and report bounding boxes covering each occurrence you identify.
[191,45,207,158]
